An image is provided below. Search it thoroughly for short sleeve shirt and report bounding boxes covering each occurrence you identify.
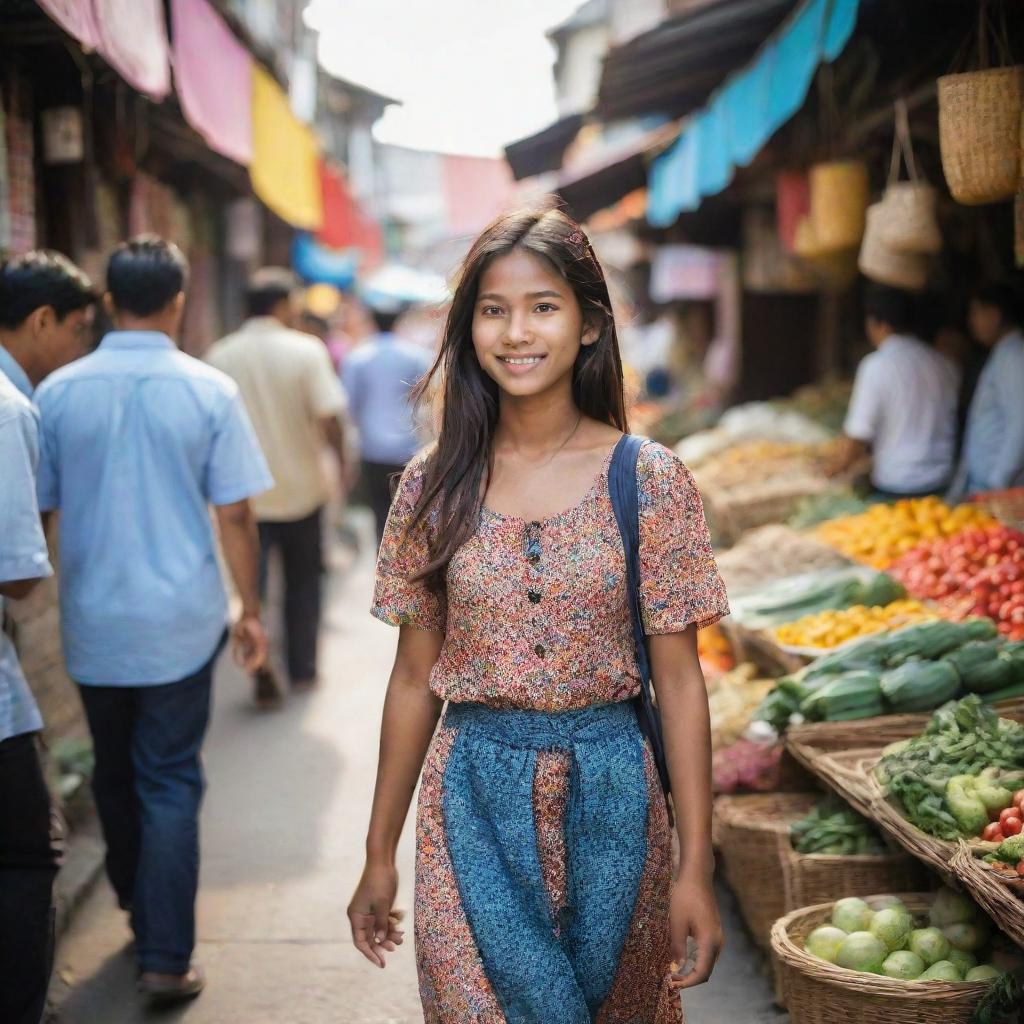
[35,331,273,686]
[372,441,729,711]
[0,373,50,740]
[206,317,348,521]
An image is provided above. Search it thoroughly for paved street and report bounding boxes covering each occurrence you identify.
[48,516,785,1024]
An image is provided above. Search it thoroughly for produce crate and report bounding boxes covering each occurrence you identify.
[714,792,818,949]
[701,477,832,547]
[771,895,992,1024]
[950,840,1024,949]
[787,712,938,754]
[780,840,928,914]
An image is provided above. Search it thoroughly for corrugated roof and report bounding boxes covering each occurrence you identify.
[504,113,586,181]
[596,0,797,121]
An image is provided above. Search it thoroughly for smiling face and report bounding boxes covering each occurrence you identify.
[472,248,597,401]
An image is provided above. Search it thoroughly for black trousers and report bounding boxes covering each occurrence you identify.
[0,732,64,1024]
[361,460,407,549]
[258,507,323,682]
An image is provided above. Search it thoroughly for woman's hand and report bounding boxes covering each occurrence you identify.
[348,860,405,968]
[668,872,723,990]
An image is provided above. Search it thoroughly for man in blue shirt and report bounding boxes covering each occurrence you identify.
[0,250,94,1024]
[35,237,273,1005]
[952,284,1024,497]
[341,303,433,545]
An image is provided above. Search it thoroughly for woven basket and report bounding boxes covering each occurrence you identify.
[714,792,818,948]
[859,203,930,291]
[771,895,991,1024]
[938,65,1024,205]
[810,161,870,252]
[950,839,1024,948]
[876,183,942,254]
[781,838,928,911]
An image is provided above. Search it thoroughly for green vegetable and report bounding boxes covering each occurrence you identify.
[836,931,887,974]
[752,678,809,731]
[881,950,925,980]
[831,897,874,934]
[945,641,1007,691]
[909,927,951,966]
[948,949,979,975]
[981,679,1024,704]
[945,776,989,836]
[805,925,848,963]
[800,672,883,721]
[870,908,914,952]
[992,833,1024,864]
[970,971,1020,1024]
[971,767,1013,818]
[919,960,963,982]
[929,887,980,928]
[790,796,886,854]
[965,965,1001,982]
[867,895,908,913]
[942,922,989,953]
[881,660,962,712]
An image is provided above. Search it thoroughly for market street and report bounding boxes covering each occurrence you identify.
[46,517,783,1024]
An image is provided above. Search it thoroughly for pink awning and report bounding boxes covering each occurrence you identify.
[35,0,100,48]
[91,0,171,101]
[171,0,253,165]
[441,155,516,237]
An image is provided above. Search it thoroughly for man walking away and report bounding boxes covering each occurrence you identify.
[34,236,272,1006]
[828,284,960,499]
[951,284,1024,497]
[341,302,433,546]
[0,250,95,1024]
[206,268,349,705]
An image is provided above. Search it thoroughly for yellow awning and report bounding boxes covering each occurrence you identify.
[250,65,322,229]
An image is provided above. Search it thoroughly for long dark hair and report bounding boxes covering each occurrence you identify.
[407,203,628,591]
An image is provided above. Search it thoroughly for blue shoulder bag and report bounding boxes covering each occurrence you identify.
[609,434,673,813]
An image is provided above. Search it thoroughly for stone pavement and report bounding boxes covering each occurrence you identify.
[47,516,786,1023]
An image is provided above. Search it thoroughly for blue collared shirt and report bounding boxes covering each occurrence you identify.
[961,329,1024,493]
[341,333,433,464]
[0,343,34,400]
[34,331,273,686]
[0,371,51,740]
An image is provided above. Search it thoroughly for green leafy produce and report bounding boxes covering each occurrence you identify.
[942,922,990,954]
[881,950,925,980]
[945,776,990,836]
[790,796,887,855]
[971,767,1013,817]
[970,972,1021,1024]
[836,931,887,974]
[965,965,1001,982]
[946,641,1010,694]
[929,887,982,928]
[831,897,874,934]
[948,949,979,975]
[805,925,848,963]
[788,490,869,530]
[989,833,1024,864]
[875,696,1024,838]
[909,927,951,966]
[880,661,962,713]
[919,960,962,982]
[870,908,914,952]
[867,895,908,913]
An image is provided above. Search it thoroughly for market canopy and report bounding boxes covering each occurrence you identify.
[504,113,585,181]
[170,0,253,166]
[596,0,798,123]
[250,65,323,230]
[647,0,860,228]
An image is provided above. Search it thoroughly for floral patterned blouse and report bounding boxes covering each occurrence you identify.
[371,439,730,712]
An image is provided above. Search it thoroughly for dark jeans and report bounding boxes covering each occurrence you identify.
[77,640,221,974]
[0,732,64,1024]
[258,507,323,682]
[872,482,949,502]
[362,459,407,549]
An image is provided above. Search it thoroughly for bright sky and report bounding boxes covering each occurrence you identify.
[304,0,584,158]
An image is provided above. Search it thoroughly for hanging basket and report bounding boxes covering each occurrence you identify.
[939,65,1024,205]
[809,161,869,253]
[859,204,930,291]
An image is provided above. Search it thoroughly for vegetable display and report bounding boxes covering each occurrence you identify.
[803,889,1005,982]
[715,524,851,595]
[815,498,995,570]
[728,567,905,631]
[874,697,1024,840]
[788,489,870,530]
[707,663,776,750]
[789,795,887,855]
[773,598,934,651]
[892,525,1024,642]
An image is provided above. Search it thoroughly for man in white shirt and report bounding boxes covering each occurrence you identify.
[831,285,960,498]
[206,269,349,706]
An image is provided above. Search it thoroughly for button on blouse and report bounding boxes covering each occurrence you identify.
[371,440,730,712]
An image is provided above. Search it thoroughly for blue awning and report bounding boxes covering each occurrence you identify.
[647,0,861,227]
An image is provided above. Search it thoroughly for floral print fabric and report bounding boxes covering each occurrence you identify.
[372,439,729,711]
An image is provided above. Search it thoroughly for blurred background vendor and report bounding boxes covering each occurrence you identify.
[828,284,959,500]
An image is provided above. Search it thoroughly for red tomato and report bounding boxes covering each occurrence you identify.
[1002,816,1023,837]
[1000,807,1020,827]
[983,821,1005,842]
[1013,789,1024,811]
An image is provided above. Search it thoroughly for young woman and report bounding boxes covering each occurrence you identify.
[348,206,729,1023]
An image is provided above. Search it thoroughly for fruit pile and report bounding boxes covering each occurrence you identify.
[773,599,935,651]
[891,524,1024,641]
[815,498,994,570]
[698,623,735,675]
